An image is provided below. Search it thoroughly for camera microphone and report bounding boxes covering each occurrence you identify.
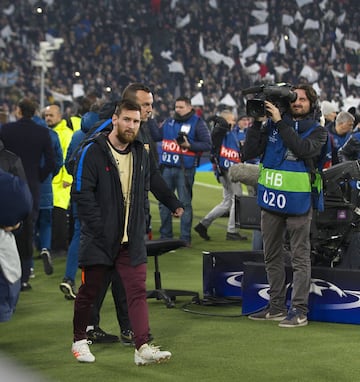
[228,163,260,187]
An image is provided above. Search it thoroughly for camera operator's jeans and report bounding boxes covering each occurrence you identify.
[261,208,312,315]
[159,166,195,244]
[200,171,242,233]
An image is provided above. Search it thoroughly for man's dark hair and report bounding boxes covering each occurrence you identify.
[175,96,192,105]
[293,84,318,112]
[17,98,36,118]
[114,99,141,115]
[121,83,152,103]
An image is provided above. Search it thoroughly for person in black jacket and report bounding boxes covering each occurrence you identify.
[0,98,55,290]
[0,165,32,322]
[86,84,184,346]
[71,99,171,365]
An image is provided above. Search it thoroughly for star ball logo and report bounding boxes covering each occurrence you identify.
[250,278,360,311]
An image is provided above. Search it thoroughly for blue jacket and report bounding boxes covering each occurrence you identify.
[159,111,211,168]
[33,116,63,209]
[0,168,33,227]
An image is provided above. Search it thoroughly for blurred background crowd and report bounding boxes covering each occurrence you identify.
[0,0,359,122]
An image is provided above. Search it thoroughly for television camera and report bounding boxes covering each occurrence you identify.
[233,160,360,268]
[242,83,297,118]
[311,160,360,268]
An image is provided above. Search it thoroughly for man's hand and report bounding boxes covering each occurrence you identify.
[172,207,184,218]
[265,101,282,123]
[2,222,21,232]
[179,135,191,149]
[63,181,72,188]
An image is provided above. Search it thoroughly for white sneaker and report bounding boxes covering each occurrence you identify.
[134,343,171,366]
[72,339,95,363]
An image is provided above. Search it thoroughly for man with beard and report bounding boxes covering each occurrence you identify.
[71,100,171,365]
[242,84,328,327]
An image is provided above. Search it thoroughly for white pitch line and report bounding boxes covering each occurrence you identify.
[194,181,222,189]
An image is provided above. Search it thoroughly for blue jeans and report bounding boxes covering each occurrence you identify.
[35,208,52,250]
[159,166,195,243]
[64,204,80,282]
[0,271,20,322]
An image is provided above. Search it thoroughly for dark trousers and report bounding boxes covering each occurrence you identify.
[51,206,69,251]
[90,268,131,331]
[15,209,38,283]
[73,248,149,349]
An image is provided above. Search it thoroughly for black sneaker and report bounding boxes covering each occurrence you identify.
[194,223,210,241]
[226,232,248,241]
[120,329,134,346]
[248,306,287,321]
[87,327,119,343]
[278,308,308,328]
[41,248,53,275]
[120,330,154,346]
[59,278,77,300]
[21,282,32,291]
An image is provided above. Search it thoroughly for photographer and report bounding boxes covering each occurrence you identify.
[158,96,211,246]
[194,110,247,241]
[242,84,328,327]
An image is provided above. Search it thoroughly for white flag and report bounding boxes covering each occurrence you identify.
[347,75,360,87]
[161,50,173,61]
[279,35,286,55]
[3,4,15,15]
[209,0,218,9]
[168,61,185,74]
[331,69,345,79]
[312,82,321,96]
[256,52,268,64]
[244,63,260,74]
[330,44,337,62]
[295,11,303,22]
[296,0,313,7]
[340,84,347,100]
[274,65,290,75]
[254,1,268,10]
[219,93,237,107]
[251,10,268,23]
[344,39,360,51]
[335,28,344,42]
[229,34,242,52]
[191,92,205,106]
[73,84,85,98]
[249,23,268,36]
[50,89,73,102]
[241,43,258,58]
[282,14,294,26]
[337,12,346,25]
[288,29,298,49]
[299,65,319,82]
[262,40,274,52]
[303,19,320,30]
[1,25,12,40]
[176,14,191,29]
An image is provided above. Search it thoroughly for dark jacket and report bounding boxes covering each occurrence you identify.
[0,118,56,212]
[0,168,33,227]
[72,133,150,267]
[0,139,27,181]
[81,118,183,213]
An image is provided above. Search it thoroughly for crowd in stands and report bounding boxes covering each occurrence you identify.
[0,0,359,122]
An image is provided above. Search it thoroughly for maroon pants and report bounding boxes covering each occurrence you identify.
[73,247,149,349]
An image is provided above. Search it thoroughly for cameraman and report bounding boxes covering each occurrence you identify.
[194,110,247,241]
[158,96,211,246]
[242,84,328,327]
